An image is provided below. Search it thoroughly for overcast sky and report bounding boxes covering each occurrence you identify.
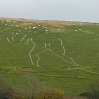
[0,0,99,23]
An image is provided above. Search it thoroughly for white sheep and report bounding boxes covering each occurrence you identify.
[75,30,77,31]
[38,25,41,26]
[16,33,19,35]
[45,30,48,32]
[16,25,18,28]
[33,27,36,29]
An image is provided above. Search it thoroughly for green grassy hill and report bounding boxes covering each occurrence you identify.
[0,17,99,94]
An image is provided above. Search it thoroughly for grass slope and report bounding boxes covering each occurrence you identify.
[0,17,99,94]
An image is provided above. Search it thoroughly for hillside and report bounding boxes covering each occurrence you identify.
[0,17,99,94]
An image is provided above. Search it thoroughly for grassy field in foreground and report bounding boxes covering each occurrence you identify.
[0,17,99,94]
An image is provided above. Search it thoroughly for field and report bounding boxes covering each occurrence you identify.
[0,17,99,95]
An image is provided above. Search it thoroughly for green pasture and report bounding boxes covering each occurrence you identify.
[0,19,99,94]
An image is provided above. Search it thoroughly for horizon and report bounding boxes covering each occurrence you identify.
[0,16,98,24]
[0,0,99,23]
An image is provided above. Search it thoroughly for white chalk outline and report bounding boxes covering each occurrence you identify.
[57,38,65,55]
[36,49,48,67]
[21,34,27,41]
[44,43,51,48]
[36,54,40,67]
[12,36,15,41]
[48,43,51,47]
[57,38,78,66]
[1,27,77,67]
[70,57,78,66]
[49,49,72,64]
[29,38,36,65]
[26,38,30,43]
[7,37,10,42]
[45,43,47,47]
[95,38,97,40]
[36,48,72,67]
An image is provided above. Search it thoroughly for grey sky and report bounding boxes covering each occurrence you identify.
[0,0,99,22]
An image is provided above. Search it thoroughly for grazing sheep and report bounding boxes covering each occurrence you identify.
[33,27,36,29]
[75,30,77,31]
[45,30,48,32]
[16,33,19,35]
[38,25,41,26]
[16,25,18,28]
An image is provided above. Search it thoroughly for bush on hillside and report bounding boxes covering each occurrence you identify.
[0,77,14,99]
[13,74,46,98]
[66,95,87,99]
[89,80,99,99]
[0,74,25,99]
[34,88,66,99]
[79,81,99,99]
[10,93,25,99]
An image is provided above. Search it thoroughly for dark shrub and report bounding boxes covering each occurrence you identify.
[34,88,66,99]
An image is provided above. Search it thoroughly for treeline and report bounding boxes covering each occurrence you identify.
[0,74,66,99]
[0,74,99,99]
